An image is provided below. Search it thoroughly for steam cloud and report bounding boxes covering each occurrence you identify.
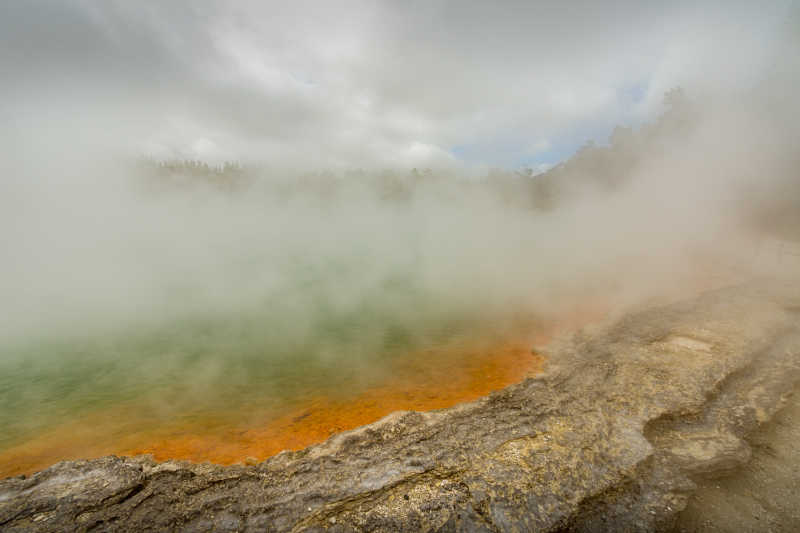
[0,1,799,450]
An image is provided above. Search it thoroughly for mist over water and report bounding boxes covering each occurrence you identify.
[1,1,799,472]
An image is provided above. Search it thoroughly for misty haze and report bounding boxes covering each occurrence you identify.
[1,2,799,532]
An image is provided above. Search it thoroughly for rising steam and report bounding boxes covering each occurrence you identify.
[0,1,798,462]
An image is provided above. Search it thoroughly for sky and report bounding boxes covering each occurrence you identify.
[0,0,795,172]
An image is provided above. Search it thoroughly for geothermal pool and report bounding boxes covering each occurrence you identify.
[0,300,558,479]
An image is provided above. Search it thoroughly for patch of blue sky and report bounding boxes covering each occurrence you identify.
[511,120,620,170]
[451,138,579,171]
[452,79,652,171]
[617,80,648,105]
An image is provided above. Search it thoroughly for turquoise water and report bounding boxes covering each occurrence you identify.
[0,270,522,453]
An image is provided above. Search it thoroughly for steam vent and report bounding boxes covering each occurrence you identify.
[3,281,800,531]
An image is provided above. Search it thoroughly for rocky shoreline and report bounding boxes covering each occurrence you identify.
[2,281,800,532]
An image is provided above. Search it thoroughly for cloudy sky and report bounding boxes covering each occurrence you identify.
[0,0,794,172]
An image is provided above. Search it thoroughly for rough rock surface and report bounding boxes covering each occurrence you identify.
[674,354,800,532]
[2,281,800,532]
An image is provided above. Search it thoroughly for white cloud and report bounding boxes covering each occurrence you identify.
[0,0,795,171]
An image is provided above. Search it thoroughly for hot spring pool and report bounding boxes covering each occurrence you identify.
[0,297,549,478]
